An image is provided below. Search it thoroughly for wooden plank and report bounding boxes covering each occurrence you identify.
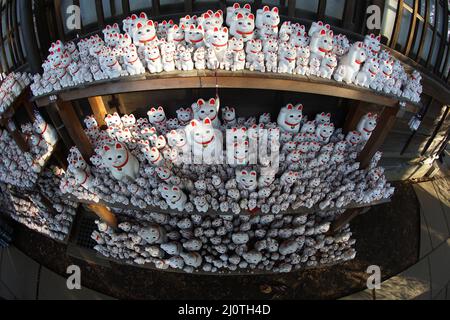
[31,71,420,108]
[60,75,202,101]
[208,75,399,107]
[357,106,399,168]
[52,100,94,161]
[95,0,105,28]
[87,96,108,127]
[65,193,390,217]
[405,0,419,56]
[87,203,118,228]
[327,208,370,235]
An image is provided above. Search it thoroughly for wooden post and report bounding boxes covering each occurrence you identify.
[88,96,108,127]
[18,0,42,73]
[88,204,118,228]
[4,120,29,152]
[52,99,94,161]
[45,102,74,148]
[343,101,368,133]
[327,208,371,235]
[23,99,37,122]
[357,106,399,168]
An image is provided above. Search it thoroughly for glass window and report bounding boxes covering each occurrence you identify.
[61,0,74,33]
[296,0,319,12]
[18,26,26,58]
[419,0,426,16]
[262,0,280,5]
[411,20,424,56]
[2,10,7,37]
[103,0,112,17]
[397,9,412,51]
[436,3,443,34]
[430,35,441,66]
[129,0,152,11]
[381,0,398,43]
[420,27,433,60]
[325,0,345,20]
[439,45,448,73]
[103,0,123,18]
[80,0,97,26]
[0,53,6,72]
[15,0,20,23]
[444,51,450,77]
[428,0,435,26]
[4,41,12,68]
[160,0,183,4]
[404,0,414,8]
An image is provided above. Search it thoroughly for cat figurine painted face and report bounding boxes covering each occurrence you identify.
[236,170,257,191]
[193,98,220,127]
[228,141,249,165]
[364,33,381,58]
[167,24,185,43]
[185,25,205,48]
[133,19,157,46]
[142,146,164,166]
[226,3,252,27]
[102,142,139,181]
[176,107,193,125]
[185,118,223,164]
[277,103,304,133]
[315,112,331,125]
[159,184,187,212]
[230,13,255,41]
[150,135,167,150]
[316,123,335,143]
[147,107,167,125]
[167,129,188,151]
[346,131,362,146]
[105,113,123,127]
[199,10,223,31]
[205,27,229,51]
[222,106,236,125]
[84,116,98,129]
[121,114,136,127]
[256,6,280,33]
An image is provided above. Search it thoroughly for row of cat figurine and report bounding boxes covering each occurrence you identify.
[0,72,32,116]
[30,4,422,104]
[0,113,59,189]
[58,99,389,216]
[90,210,357,273]
[0,168,77,241]
[73,101,378,183]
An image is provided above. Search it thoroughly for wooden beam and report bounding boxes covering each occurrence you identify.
[404,0,419,56]
[52,99,94,161]
[343,101,368,133]
[327,207,371,235]
[88,96,108,127]
[357,106,399,168]
[6,121,29,152]
[288,0,296,17]
[45,102,74,148]
[88,203,118,228]
[95,0,105,28]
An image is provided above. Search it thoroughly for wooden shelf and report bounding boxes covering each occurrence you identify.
[33,70,420,110]
[66,193,390,217]
[0,89,31,127]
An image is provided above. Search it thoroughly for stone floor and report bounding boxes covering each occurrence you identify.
[343,177,450,300]
[0,246,114,300]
